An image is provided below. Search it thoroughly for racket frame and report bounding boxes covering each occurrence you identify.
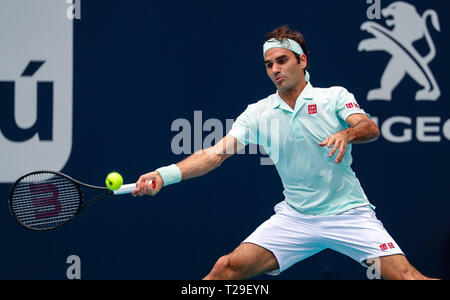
[9,170,113,231]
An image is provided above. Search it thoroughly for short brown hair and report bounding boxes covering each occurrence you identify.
[264,25,309,69]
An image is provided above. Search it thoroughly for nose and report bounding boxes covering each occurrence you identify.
[271,63,281,74]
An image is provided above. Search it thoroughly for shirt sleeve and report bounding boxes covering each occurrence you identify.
[335,87,371,121]
[227,105,258,147]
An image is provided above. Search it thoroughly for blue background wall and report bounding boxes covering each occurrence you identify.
[1,0,448,279]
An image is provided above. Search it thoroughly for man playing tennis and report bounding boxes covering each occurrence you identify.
[132,25,434,280]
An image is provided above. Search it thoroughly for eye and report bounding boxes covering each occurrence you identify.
[277,58,287,65]
[266,63,273,69]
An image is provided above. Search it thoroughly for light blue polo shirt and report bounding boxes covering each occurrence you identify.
[228,82,374,216]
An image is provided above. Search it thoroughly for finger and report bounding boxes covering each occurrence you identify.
[334,143,344,163]
[143,180,150,195]
[327,137,335,148]
[318,137,329,147]
[329,141,340,158]
[138,180,146,196]
[336,143,347,164]
[135,176,144,192]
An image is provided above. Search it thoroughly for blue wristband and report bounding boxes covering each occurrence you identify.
[156,164,182,187]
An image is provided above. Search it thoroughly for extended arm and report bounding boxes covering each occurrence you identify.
[318,114,380,164]
[132,135,243,196]
[177,135,241,180]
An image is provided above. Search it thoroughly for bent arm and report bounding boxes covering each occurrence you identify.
[345,113,380,144]
[319,114,380,164]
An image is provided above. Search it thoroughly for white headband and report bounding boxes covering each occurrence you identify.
[263,38,304,56]
[263,38,310,82]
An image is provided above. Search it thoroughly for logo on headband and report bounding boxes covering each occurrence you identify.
[358,1,441,101]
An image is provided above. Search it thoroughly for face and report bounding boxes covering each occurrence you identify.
[264,48,307,92]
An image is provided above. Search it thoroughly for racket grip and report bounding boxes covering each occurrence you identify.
[113,181,155,195]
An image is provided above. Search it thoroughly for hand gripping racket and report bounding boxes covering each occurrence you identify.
[8,170,155,231]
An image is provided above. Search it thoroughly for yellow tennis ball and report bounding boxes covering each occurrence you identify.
[106,172,123,191]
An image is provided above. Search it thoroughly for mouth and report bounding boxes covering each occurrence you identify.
[385,17,395,27]
[275,77,284,83]
[382,9,394,26]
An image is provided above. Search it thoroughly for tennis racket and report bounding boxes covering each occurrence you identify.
[8,170,155,231]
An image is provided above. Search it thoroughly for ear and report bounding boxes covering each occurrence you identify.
[299,54,307,70]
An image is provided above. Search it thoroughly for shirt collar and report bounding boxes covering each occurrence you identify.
[272,81,315,110]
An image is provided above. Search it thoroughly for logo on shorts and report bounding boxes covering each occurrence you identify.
[308,104,317,115]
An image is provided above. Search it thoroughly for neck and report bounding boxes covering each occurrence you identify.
[278,80,307,110]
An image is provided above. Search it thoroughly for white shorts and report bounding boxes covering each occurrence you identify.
[242,201,404,276]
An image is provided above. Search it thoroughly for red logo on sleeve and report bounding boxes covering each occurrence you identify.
[308,104,317,115]
[345,103,354,109]
[387,242,395,249]
[380,244,388,251]
[354,102,360,108]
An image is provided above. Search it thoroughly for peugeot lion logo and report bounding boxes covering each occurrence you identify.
[358,1,441,101]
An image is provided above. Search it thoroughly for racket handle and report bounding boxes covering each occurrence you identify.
[113,181,155,195]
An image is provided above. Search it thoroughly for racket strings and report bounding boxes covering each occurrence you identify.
[10,172,81,230]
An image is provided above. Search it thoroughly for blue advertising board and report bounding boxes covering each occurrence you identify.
[0,0,448,280]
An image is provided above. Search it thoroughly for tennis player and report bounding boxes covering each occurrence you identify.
[132,26,435,280]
